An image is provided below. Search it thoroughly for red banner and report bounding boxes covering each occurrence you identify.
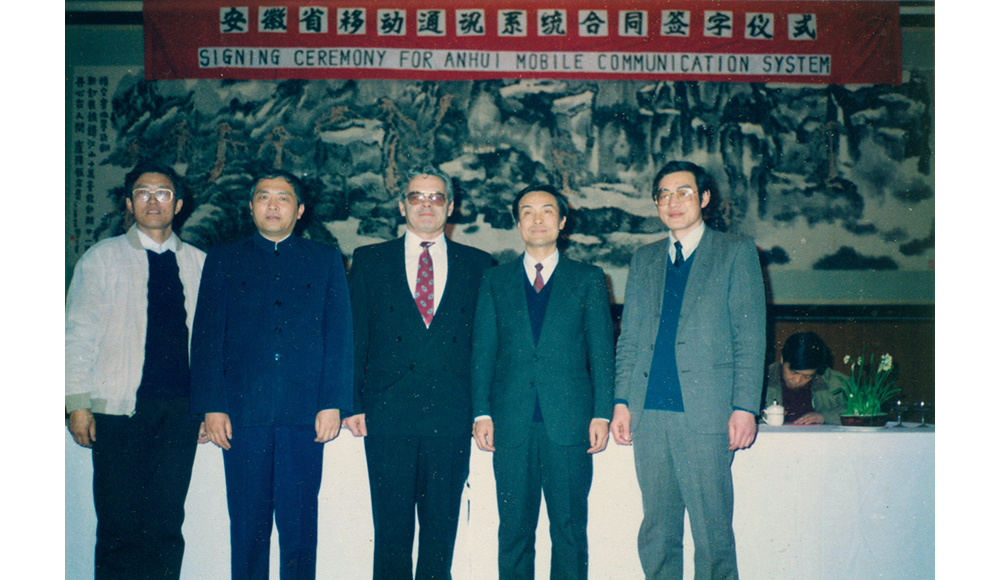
[144,1,901,85]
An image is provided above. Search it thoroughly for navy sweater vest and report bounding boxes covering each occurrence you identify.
[644,251,695,412]
[136,250,191,399]
[524,269,553,422]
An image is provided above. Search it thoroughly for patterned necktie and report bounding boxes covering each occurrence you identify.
[673,241,684,268]
[533,262,545,293]
[415,241,435,327]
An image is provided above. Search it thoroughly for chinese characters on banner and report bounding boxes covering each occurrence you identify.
[68,68,125,267]
[144,1,901,85]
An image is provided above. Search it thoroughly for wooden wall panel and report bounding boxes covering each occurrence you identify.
[772,317,934,423]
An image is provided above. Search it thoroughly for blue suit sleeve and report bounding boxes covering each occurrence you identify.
[190,248,229,416]
[319,249,354,414]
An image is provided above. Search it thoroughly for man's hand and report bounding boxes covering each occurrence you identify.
[587,418,610,454]
[68,409,96,448]
[197,421,210,444]
[204,412,233,450]
[315,409,342,443]
[473,418,495,452]
[343,413,367,437]
[610,403,633,446]
[728,410,757,450]
[792,412,825,425]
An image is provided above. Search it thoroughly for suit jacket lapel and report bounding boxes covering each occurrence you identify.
[387,237,431,330]
[435,240,459,314]
[536,258,580,353]
[502,257,537,349]
[677,227,714,336]
[649,239,669,325]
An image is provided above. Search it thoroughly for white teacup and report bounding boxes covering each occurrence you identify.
[763,403,785,426]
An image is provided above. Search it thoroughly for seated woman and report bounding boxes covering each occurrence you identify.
[763,332,847,425]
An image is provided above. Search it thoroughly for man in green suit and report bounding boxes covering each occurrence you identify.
[472,184,615,580]
[611,161,766,580]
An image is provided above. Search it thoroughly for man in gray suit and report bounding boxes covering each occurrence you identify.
[472,184,615,580]
[610,161,765,580]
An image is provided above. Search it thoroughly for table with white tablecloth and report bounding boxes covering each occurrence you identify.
[66,423,933,580]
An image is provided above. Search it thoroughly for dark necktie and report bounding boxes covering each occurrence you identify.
[674,241,684,268]
[415,241,435,326]
[533,262,545,293]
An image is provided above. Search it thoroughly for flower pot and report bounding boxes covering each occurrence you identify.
[839,414,889,428]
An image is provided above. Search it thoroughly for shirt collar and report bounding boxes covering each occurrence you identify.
[404,229,447,253]
[253,231,296,251]
[523,249,559,272]
[669,221,706,258]
[136,228,180,254]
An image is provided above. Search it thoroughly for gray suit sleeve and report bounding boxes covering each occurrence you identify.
[727,239,767,415]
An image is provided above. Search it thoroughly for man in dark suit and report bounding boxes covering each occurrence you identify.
[472,184,615,580]
[191,170,353,580]
[345,166,492,580]
[610,161,766,580]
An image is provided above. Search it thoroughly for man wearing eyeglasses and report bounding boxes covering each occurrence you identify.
[610,161,765,580]
[190,169,353,580]
[344,166,492,580]
[66,161,208,580]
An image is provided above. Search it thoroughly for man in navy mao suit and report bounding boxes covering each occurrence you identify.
[191,170,353,580]
[611,161,765,580]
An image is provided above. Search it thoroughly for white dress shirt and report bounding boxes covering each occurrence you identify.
[668,221,706,263]
[136,228,181,254]
[522,249,559,287]
[404,229,448,301]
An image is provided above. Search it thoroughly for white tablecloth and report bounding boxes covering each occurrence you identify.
[66,424,933,579]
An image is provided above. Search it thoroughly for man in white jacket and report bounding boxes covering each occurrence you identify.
[65,162,207,580]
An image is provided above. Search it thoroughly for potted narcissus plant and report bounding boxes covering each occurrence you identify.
[834,352,900,428]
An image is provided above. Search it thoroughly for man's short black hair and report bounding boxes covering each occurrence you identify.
[124,161,186,201]
[511,184,570,223]
[781,332,831,373]
[249,169,307,205]
[650,161,712,202]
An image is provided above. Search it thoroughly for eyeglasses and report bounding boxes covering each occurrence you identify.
[132,188,175,203]
[406,192,448,207]
[655,187,698,206]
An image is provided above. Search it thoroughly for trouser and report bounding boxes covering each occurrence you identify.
[365,434,470,580]
[91,396,200,580]
[633,410,738,580]
[222,424,325,580]
[493,422,592,580]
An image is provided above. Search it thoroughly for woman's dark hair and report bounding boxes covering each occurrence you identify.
[781,332,830,373]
